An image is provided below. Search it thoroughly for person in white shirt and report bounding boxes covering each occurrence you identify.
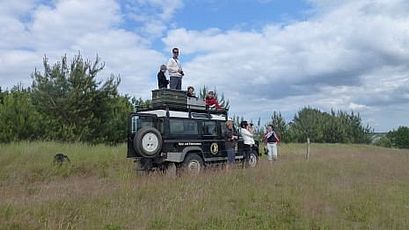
[240,120,255,167]
[167,47,184,90]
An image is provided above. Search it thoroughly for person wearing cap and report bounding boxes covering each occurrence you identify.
[263,125,280,162]
[167,47,184,90]
[157,64,169,89]
[240,120,255,167]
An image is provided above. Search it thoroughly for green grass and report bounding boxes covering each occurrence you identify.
[1,142,409,229]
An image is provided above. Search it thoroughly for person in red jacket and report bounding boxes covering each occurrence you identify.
[205,91,222,110]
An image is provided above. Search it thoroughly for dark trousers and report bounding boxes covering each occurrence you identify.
[243,144,252,167]
[170,76,182,90]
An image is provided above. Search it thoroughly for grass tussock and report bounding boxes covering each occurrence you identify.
[1,142,409,229]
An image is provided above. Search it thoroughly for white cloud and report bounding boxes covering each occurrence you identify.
[121,0,183,38]
[0,0,167,95]
[162,0,409,131]
[30,0,122,50]
[0,0,408,131]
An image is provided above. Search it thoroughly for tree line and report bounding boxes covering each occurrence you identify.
[0,54,136,144]
[0,53,407,148]
[374,126,409,149]
[260,108,408,149]
[265,109,373,144]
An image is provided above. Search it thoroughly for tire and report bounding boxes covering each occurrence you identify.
[248,150,258,168]
[182,153,204,175]
[134,127,162,158]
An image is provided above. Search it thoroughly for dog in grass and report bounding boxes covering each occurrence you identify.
[53,153,70,166]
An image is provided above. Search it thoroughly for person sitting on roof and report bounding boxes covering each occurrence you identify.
[157,64,169,89]
[205,90,222,110]
[187,86,196,97]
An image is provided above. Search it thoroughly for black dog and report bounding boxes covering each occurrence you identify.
[53,153,70,166]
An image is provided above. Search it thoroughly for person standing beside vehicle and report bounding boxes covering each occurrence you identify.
[167,47,184,90]
[224,120,238,171]
[264,125,280,162]
[240,121,255,168]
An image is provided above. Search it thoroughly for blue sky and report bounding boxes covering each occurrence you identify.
[1,0,409,132]
[174,0,311,30]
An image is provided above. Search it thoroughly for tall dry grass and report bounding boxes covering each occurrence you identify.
[1,142,409,229]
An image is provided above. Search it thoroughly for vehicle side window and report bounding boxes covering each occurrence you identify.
[203,121,217,136]
[169,119,198,135]
[220,122,227,137]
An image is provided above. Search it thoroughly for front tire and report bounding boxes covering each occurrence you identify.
[248,151,258,168]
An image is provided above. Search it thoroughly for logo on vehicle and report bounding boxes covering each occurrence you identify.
[210,143,219,155]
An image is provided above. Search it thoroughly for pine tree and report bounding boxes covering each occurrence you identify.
[31,53,127,143]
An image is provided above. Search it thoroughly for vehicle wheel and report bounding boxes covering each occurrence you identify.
[248,151,258,168]
[182,153,204,175]
[134,127,162,158]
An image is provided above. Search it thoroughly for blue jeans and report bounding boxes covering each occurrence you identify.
[226,148,235,165]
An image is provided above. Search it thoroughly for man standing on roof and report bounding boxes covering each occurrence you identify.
[167,47,184,90]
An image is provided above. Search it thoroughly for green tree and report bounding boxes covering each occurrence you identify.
[337,111,372,143]
[31,53,125,143]
[387,126,409,149]
[289,107,325,142]
[131,97,151,111]
[0,86,44,142]
[0,87,5,104]
[95,95,133,144]
[287,107,371,143]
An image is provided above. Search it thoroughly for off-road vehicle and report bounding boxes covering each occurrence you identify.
[127,89,259,174]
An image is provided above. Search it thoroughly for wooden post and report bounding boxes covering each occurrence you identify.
[306,137,310,160]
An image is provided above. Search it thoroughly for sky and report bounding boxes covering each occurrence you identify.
[0,0,408,132]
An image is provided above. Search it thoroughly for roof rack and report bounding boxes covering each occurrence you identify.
[149,88,228,115]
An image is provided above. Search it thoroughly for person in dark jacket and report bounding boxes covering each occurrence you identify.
[224,120,238,171]
[263,125,280,162]
[187,86,196,97]
[157,64,169,89]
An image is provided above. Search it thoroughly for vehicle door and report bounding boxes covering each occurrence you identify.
[201,120,226,161]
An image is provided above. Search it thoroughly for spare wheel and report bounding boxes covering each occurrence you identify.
[134,127,162,158]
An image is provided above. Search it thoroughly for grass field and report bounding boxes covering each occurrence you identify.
[1,142,409,229]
